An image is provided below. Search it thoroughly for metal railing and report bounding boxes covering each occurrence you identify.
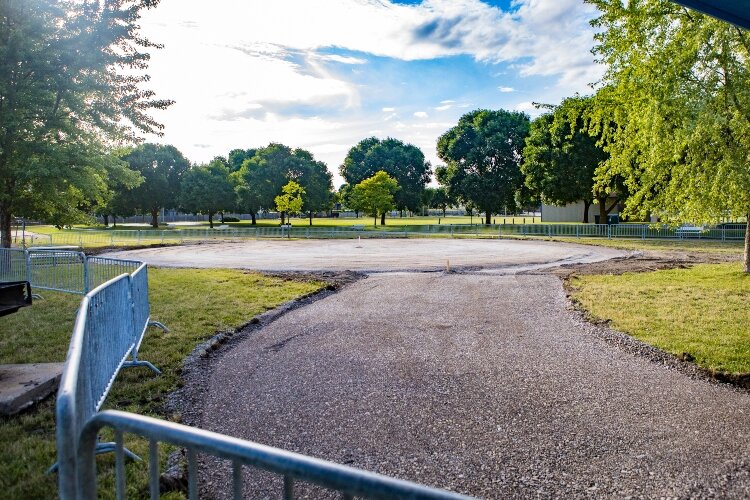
[57,274,472,499]
[78,410,472,500]
[56,275,138,498]
[0,248,141,295]
[16,222,747,249]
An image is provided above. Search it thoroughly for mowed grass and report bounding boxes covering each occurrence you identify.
[558,237,745,255]
[571,263,750,374]
[0,268,323,498]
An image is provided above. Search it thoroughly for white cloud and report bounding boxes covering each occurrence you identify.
[137,0,604,184]
[498,86,515,93]
[316,54,367,64]
[143,0,602,87]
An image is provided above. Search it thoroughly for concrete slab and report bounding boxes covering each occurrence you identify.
[0,363,64,416]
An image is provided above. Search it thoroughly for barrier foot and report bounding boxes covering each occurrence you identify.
[123,359,161,375]
[148,320,169,333]
[47,442,141,474]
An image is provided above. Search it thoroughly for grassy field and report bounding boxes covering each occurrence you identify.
[557,237,745,255]
[571,263,750,374]
[0,268,323,498]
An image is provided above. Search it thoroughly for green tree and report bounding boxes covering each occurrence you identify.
[227,148,257,172]
[340,137,431,215]
[522,96,611,223]
[115,144,190,228]
[0,0,171,247]
[587,0,750,270]
[430,187,454,217]
[349,171,399,226]
[180,160,235,228]
[233,143,330,225]
[274,181,305,225]
[297,155,333,225]
[437,109,530,224]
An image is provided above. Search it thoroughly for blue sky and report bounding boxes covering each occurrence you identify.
[140,0,604,186]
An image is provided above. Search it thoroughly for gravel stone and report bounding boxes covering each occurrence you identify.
[184,272,750,499]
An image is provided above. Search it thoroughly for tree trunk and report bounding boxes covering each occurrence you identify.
[442,207,447,217]
[582,200,591,224]
[744,214,750,273]
[103,214,109,227]
[251,213,256,225]
[380,212,386,225]
[208,212,214,229]
[0,208,11,248]
[373,214,377,226]
[113,217,117,228]
[309,211,313,226]
[150,208,159,228]
[280,211,286,225]
[598,198,607,224]
[485,210,491,225]
[219,211,224,223]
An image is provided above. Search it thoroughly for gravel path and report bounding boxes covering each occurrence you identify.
[193,272,750,498]
[103,238,626,272]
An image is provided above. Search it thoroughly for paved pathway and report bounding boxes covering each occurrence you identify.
[194,272,750,498]
[104,238,625,272]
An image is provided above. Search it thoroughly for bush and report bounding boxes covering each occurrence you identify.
[222,216,240,222]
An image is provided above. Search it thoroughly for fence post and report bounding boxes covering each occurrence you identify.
[576,225,579,238]
[25,250,32,284]
[548,225,552,238]
[722,227,726,241]
[138,231,142,244]
[83,255,90,293]
[607,225,612,239]
[450,226,454,238]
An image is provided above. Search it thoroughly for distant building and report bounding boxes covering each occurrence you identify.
[541,198,621,223]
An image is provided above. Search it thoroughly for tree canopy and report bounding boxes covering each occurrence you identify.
[180,160,235,228]
[274,181,305,225]
[437,109,530,224]
[340,137,431,214]
[233,143,331,224]
[522,96,609,223]
[349,171,399,226]
[0,0,171,246]
[115,144,190,227]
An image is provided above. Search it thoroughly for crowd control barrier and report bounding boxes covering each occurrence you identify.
[55,274,471,500]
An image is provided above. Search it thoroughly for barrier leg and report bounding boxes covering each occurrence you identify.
[48,441,141,474]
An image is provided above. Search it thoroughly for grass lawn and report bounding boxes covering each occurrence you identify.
[570,263,750,374]
[558,237,745,255]
[0,268,323,498]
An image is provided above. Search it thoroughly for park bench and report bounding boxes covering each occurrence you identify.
[0,281,32,317]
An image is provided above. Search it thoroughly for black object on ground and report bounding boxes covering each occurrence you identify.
[0,281,32,317]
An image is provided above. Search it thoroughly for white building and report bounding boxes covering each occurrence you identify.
[541,199,621,223]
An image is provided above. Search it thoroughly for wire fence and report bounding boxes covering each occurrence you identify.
[0,248,141,295]
[12,222,748,250]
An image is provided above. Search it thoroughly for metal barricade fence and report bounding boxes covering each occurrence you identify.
[86,255,142,292]
[55,272,471,499]
[124,264,166,374]
[27,249,88,294]
[56,275,137,499]
[78,410,473,500]
[16,223,750,247]
[0,248,146,295]
[0,247,29,283]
